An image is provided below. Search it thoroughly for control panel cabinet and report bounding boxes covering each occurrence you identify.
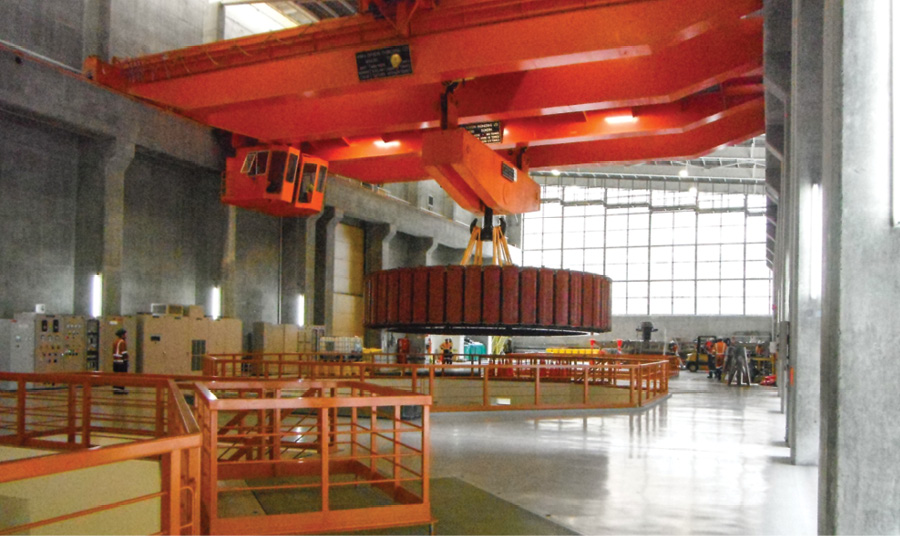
[10,313,87,375]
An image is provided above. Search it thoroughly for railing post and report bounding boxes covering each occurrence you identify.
[189,445,201,535]
[81,383,92,447]
[16,379,25,445]
[629,368,635,407]
[163,449,182,535]
[156,385,165,436]
[637,366,644,406]
[67,384,77,444]
[583,367,589,405]
[321,407,330,513]
[393,405,401,493]
[482,365,490,407]
[534,363,541,407]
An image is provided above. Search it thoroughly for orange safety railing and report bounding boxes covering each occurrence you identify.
[0,372,201,535]
[194,379,433,535]
[202,353,669,412]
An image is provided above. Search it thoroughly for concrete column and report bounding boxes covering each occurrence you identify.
[82,0,112,62]
[280,217,317,325]
[364,223,395,347]
[314,207,342,332]
[408,236,436,267]
[220,206,238,318]
[819,1,900,533]
[364,223,396,274]
[787,0,823,466]
[100,139,135,316]
[203,2,226,43]
[303,214,319,328]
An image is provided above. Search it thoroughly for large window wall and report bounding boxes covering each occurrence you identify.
[521,182,772,315]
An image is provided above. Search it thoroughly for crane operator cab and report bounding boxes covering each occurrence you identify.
[222,145,328,217]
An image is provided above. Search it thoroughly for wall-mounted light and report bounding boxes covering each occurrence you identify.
[810,183,823,300]
[211,286,222,320]
[551,169,561,176]
[679,169,689,178]
[688,186,697,196]
[374,139,400,148]
[91,273,102,318]
[297,294,305,327]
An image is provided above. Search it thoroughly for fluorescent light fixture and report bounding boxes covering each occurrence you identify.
[374,139,400,148]
[810,183,823,300]
[211,286,221,320]
[91,273,102,318]
[894,1,900,226]
[604,113,637,125]
[551,169,561,176]
[679,169,689,178]
[297,294,305,326]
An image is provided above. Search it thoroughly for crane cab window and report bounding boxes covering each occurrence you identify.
[298,163,317,203]
[265,151,289,194]
[285,153,299,184]
[241,151,269,176]
[316,165,328,192]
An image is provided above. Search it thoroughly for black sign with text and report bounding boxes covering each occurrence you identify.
[462,121,503,144]
[356,45,412,81]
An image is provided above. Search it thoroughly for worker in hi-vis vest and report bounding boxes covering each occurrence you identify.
[113,328,129,394]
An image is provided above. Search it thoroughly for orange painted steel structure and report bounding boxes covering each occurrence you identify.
[201,353,669,411]
[83,0,764,217]
[0,372,201,535]
[195,379,433,535]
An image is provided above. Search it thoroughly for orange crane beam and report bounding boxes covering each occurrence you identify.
[324,95,764,182]
[192,20,762,144]
[86,0,760,111]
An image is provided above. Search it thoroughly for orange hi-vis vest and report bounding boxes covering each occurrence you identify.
[113,338,128,363]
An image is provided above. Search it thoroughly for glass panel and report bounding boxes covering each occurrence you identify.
[697,262,720,280]
[612,297,627,315]
[627,298,648,315]
[585,264,605,276]
[652,212,673,228]
[746,261,771,279]
[697,245,720,262]
[541,251,562,269]
[606,230,628,247]
[629,229,649,246]
[628,263,649,281]
[721,280,743,297]
[697,280,719,297]
[542,203,562,217]
[650,281,673,297]
[650,297,672,315]
[721,261,744,279]
[584,249,604,266]
[265,151,288,194]
[316,165,328,192]
[585,230,605,247]
[697,297,719,315]
[627,281,648,298]
[543,218,562,234]
[746,280,771,297]
[563,250,584,270]
[299,163,317,202]
[522,251,542,267]
[605,264,627,281]
[650,262,672,280]
[285,153,299,184]
[746,297,771,315]
[746,243,767,261]
[721,244,745,262]
[651,246,673,263]
[651,227,673,246]
[543,234,562,249]
[607,215,628,231]
[673,297,694,314]
[673,281,695,297]
[721,298,743,315]
[673,262,695,280]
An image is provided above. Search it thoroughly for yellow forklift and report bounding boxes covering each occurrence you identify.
[684,335,717,372]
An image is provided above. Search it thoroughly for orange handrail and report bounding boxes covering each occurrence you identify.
[0,372,202,535]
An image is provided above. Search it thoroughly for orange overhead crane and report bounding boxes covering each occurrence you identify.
[84,0,764,218]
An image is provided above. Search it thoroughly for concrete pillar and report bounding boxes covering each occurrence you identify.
[364,223,396,274]
[280,217,317,325]
[82,0,112,62]
[408,236,436,267]
[787,0,823,466]
[203,2,226,44]
[364,223,395,347]
[73,140,107,316]
[819,1,900,533]
[100,139,135,316]
[314,207,342,332]
[220,206,238,318]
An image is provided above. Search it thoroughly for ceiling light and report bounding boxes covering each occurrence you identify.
[605,113,637,125]
[374,140,400,148]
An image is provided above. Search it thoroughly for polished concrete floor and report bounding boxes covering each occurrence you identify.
[430,371,818,535]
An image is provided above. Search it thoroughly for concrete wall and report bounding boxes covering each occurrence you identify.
[0,110,82,317]
[122,151,223,313]
[0,1,84,68]
[110,0,207,58]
